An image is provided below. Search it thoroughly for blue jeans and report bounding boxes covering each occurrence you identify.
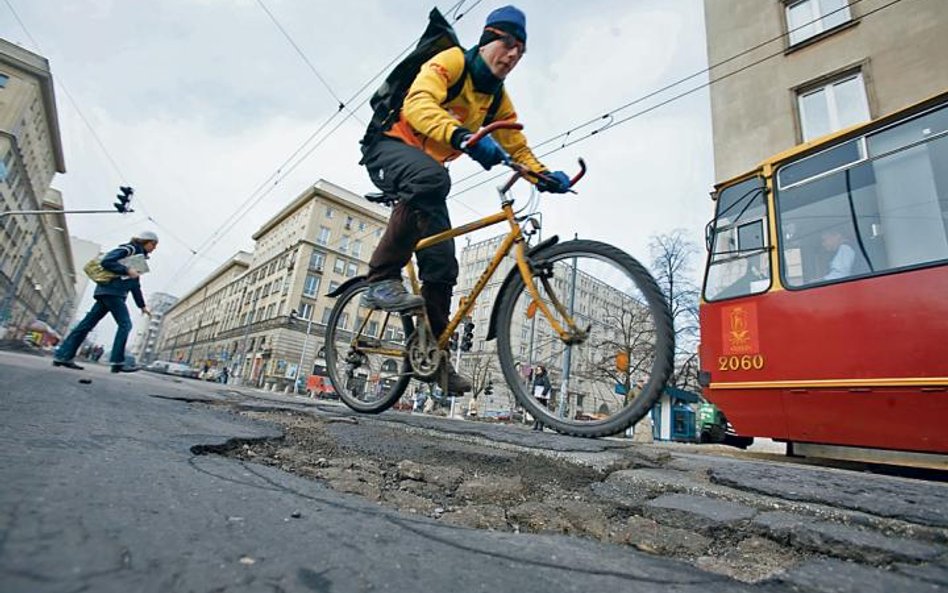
[55,296,132,366]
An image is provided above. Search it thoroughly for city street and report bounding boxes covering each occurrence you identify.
[1,350,946,593]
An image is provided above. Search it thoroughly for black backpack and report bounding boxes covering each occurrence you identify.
[360,8,504,148]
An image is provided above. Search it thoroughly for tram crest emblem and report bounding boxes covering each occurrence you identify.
[722,304,759,355]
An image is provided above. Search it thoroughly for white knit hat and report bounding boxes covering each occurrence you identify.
[133,230,159,242]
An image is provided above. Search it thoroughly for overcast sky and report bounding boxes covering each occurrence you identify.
[1,0,713,347]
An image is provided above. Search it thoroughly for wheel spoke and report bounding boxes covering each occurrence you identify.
[495,241,675,437]
[325,283,413,412]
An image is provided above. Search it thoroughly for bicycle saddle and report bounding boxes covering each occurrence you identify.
[365,192,398,207]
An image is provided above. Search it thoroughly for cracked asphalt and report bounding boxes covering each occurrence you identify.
[1,350,946,593]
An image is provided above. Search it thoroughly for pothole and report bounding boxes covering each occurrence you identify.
[190,408,807,583]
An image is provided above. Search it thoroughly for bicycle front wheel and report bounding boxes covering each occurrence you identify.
[324,281,414,413]
[495,240,674,437]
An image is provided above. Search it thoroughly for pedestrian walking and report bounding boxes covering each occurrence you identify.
[531,365,552,431]
[53,231,158,373]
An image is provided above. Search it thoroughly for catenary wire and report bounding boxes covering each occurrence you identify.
[255,0,362,124]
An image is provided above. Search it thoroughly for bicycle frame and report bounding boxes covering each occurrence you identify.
[351,120,587,362]
[404,199,584,352]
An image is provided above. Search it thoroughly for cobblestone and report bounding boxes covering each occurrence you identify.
[709,461,948,528]
[644,493,758,531]
[754,511,945,563]
[767,557,948,593]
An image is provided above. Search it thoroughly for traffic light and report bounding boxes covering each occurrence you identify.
[449,331,459,351]
[460,319,475,352]
[114,186,134,213]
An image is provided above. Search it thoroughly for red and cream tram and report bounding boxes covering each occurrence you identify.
[699,92,948,467]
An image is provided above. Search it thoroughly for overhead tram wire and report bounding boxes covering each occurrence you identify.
[167,0,484,288]
[448,0,902,200]
[255,0,362,125]
[2,0,200,255]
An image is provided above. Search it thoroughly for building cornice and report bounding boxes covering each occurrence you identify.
[0,39,66,173]
[251,179,389,240]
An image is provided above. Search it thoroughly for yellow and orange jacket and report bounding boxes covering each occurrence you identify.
[385,47,547,174]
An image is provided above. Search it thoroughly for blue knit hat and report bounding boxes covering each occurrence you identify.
[483,5,526,44]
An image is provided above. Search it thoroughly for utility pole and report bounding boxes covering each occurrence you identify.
[292,309,314,395]
[557,234,579,419]
[237,286,260,387]
[186,285,210,365]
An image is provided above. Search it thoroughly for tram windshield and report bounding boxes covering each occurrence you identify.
[703,176,771,301]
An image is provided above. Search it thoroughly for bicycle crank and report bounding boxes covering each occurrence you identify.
[406,328,441,380]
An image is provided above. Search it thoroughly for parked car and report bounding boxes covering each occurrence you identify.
[145,360,193,377]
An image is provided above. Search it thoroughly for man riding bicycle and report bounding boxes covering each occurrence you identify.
[360,5,572,394]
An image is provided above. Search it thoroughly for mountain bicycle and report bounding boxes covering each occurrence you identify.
[324,122,674,437]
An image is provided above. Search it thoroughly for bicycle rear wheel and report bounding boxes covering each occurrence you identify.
[324,281,414,413]
[495,240,674,437]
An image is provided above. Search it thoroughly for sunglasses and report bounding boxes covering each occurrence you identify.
[486,27,526,55]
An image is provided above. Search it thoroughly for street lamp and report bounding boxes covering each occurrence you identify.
[291,308,314,395]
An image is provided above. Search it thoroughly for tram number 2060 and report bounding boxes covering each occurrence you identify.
[718,354,765,371]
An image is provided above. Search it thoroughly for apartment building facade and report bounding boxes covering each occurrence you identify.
[156,180,388,390]
[131,291,179,365]
[0,39,73,337]
[703,0,948,182]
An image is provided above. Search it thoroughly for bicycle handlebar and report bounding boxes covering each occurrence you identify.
[465,121,586,193]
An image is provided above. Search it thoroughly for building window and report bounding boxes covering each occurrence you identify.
[351,240,362,259]
[320,307,332,324]
[786,0,851,46]
[303,274,320,297]
[798,72,869,141]
[298,302,314,320]
[317,226,331,246]
[339,235,350,254]
[345,216,354,230]
[328,280,340,294]
[0,73,8,88]
[325,207,334,219]
[309,250,325,271]
[346,262,359,278]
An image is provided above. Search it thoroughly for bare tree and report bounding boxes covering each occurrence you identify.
[649,230,701,388]
[583,304,655,397]
[459,350,496,398]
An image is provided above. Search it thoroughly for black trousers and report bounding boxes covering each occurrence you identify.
[362,138,458,337]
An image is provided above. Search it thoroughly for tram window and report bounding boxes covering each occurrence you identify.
[738,220,765,250]
[703,177,772,301]
[777,138,863,189]
[777,104,948,288]
[868,106,948,156]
